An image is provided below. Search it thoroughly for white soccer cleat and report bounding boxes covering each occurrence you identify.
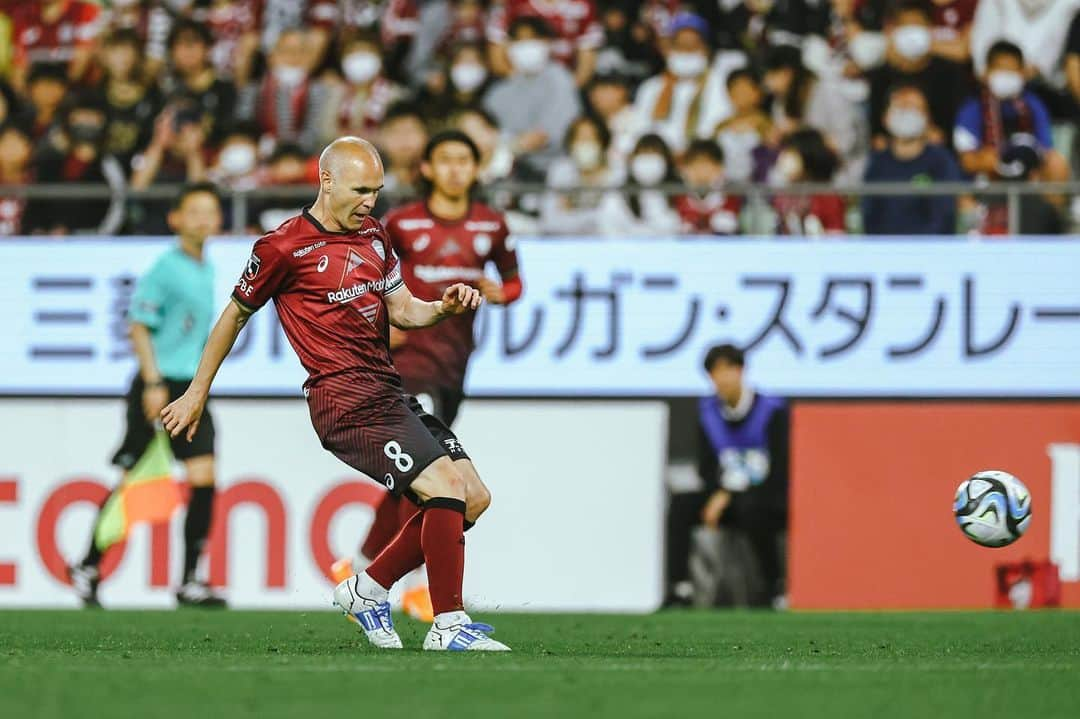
[333,575,403,649]
[423,611,511,652]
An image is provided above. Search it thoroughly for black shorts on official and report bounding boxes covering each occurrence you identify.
[400,378,465,427]
[111,376,216,469]
[306,375,469,499]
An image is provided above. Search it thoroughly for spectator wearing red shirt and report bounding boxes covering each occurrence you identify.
[313,32,405,146]
[676,139,741,235]
[204,0,263,85]
[770,128,846,236]
[247,26,320,151]
[9,0,102,89]
[930,0,977,64]
[488,0,604,86]
[415,42,494,124]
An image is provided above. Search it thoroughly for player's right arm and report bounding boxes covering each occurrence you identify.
[162,236,290,440]
[161,300,253,440]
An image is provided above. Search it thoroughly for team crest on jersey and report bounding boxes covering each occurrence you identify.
[473,233,491,256]
[371,239,386,261]
[345,248,364,275]
[244,253,261,280]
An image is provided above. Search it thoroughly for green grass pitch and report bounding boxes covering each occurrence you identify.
[2,610,1079,718]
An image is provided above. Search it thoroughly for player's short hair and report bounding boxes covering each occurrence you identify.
[684,139,724,165]
[173,181,222,211]
[704,344,745,371]
[424,130,481,162]
[986,40,1024,67]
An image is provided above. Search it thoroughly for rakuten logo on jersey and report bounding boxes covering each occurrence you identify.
[327,278,388,304]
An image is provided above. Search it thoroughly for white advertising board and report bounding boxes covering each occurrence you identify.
[0,399,668,612]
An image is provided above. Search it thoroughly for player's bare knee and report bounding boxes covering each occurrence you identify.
[467,482,491,521]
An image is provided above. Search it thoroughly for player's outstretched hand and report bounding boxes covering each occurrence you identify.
[441,283,483,315]
[161,391,205,442]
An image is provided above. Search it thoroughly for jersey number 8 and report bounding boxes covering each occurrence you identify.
[383,440,414,472]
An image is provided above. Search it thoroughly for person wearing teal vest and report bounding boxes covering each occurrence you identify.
[70,182,226,609]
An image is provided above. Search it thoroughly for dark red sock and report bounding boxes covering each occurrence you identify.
[365,509,424,590]
[421,498,466,615]
[360,492,404,560]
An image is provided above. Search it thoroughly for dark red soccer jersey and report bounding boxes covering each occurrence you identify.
[232,208,405,388]
[384,201,519,389]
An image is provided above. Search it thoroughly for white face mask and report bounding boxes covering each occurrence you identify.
[631,153,667,185]
[571,141,602,170]
[885,108,927,139]
[508,40,549,75]
[849,31,887,69]
[273,65,306,86]
[219,143,256,175]
[774,151,802,183]
[451,62,487,92]
[667,51,708,79]
[342,51,381,84]
[988,70,1025,100]
[891,25,931,61]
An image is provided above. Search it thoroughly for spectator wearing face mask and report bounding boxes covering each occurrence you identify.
[631,13,744,155]
[541,114,624,234]
[598,132,682,237]
[416,42,494,124]
[26,94,126,235]
[95,29,163,174]
[971,0,1080,91]
[675,139,741,235]
[866,0,970,148]
[763,45,864,182]
[863,83,962,235]
[770,128,846,236]
[714,68,771,183]
[310,32,405,148]
[382,0,489,85]
[954,40,1070,183]
[208,122,261,191]
[484,16,581,178]
[487,0,604,86]
[241,27,324,152]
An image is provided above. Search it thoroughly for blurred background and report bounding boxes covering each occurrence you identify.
[0,0,1079,612]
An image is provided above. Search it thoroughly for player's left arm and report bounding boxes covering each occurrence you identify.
[385,282,482,329]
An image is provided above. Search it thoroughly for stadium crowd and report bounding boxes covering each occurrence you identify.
[0,0,1078,236]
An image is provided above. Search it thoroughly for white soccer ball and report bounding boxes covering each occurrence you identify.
[953,471,1032,548]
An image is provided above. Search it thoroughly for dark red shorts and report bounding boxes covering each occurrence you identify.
[306,372,469,497]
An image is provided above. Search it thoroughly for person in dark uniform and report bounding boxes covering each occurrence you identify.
[666,344,789,608]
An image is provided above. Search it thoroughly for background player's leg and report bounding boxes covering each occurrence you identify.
[360,492,404,561]
[176,456,226,607]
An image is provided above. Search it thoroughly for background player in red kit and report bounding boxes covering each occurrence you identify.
[331,130,522,622]
[161,136,511,652]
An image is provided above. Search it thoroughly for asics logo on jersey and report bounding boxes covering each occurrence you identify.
[293,241,327,257]
[327,279,389,303]
[317,255,329,272]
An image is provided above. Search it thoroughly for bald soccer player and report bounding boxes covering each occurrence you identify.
[161,137,510,652]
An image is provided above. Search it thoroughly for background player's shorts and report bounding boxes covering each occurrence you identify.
[111,376,215,469]
[306,374,469,498]
[400,377,465,427]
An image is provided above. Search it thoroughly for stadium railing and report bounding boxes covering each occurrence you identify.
[1,181,1078,236]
